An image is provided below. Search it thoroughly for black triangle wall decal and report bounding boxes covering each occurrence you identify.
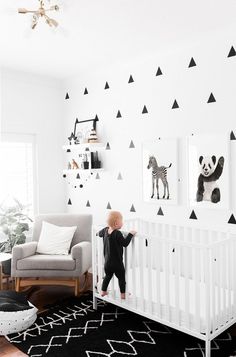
[228,46,236,57]
[65,92,69,100]
[106,142,111,150]
[207,93,216,103]
[156,67,163,76]
[117,172,123,180]
[189,210,197,220]
[157,207,164,216]
[130,204,136,212]
[129,140,135,148]
[188,57,196,67]
[68,199,72,205]
[104,82,109,89]
[86,200,91,207]
[228,214,236,224]
[172,100,179,109]
[128,75,134,83]
[76,173,80,179]
[84,88,88,95]
[107,202,112,209]
[116,110,122,118]
[95,173,100,179]
[142,105,148,114]
[66,149,71,153]
[230,131,236,140]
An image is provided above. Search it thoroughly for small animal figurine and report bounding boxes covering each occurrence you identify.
[71,159,79,169]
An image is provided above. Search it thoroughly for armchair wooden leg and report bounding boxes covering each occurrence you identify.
[82,271,89,292]
[75,278,80,296]
[15,277,21,292]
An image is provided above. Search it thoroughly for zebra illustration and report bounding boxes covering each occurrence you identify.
[147,156,172,199]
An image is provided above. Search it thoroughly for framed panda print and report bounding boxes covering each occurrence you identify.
[142,138,178,205]
[188,134,230,209]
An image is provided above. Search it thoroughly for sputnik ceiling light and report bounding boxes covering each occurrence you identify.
[18,0,60,29]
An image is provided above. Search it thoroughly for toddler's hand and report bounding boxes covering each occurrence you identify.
[130,230,137,236]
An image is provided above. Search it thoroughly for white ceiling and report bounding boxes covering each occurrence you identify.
[0,0,235,79]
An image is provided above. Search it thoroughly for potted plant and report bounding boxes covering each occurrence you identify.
[0,198,33,275]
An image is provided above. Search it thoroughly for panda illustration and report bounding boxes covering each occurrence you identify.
[196,155,224,203]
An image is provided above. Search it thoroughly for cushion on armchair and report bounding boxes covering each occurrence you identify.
[36,221,77,255]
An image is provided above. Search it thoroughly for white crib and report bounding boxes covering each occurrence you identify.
[92,219,236,357]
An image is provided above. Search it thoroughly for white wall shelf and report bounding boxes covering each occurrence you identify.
[63,168,104,174]
[63,142,105,177]
[63,143,105,152]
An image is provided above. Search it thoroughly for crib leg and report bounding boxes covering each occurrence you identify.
[93,294,97,310]
[205,340,211,357]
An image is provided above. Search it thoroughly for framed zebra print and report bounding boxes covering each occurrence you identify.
[142,139,178,205]
[187,133,230,209]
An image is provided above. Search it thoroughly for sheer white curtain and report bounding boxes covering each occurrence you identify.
[0,133,37,218]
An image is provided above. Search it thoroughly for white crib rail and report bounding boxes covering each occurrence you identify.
[93,219,236,357]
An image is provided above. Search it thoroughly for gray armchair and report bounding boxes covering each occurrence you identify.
[11,214,92,296]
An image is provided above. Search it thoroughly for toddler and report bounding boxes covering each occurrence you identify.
[98,211,136,299]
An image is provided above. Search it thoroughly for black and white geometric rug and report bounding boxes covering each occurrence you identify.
[6,293,236,357]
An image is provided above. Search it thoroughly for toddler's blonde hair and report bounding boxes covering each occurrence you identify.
[107,211,122,227]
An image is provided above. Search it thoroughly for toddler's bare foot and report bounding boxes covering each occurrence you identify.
[101,290,108,297]
[121,293,126,299]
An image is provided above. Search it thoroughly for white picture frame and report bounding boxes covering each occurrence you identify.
[142,139,178,205]
[187,134,230,209]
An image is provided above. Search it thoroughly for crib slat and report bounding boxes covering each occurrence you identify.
[147,235,153,314]
[142,232,148,313]
[92,228,98,299]
[221,240,226,325]
[139,234,144,311]
[174,234,180,326]
[233,236,236,318]
[215,239,221,330]
[184,243,190,330]
[156,236,161,317]
[211,239,216,333]
[204,246,210,338]
[225,236,230,323]
[229,235,234,320]
[132,235,137,309]
[124,248,128,301]
[98,236,103,293]
[193,245,201,333]
[164,239,170,322]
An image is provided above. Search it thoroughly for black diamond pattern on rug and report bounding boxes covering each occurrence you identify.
[6,293,236,357]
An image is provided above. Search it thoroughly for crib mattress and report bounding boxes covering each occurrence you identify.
[102,268,234,333]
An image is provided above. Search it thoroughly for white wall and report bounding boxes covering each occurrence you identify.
[1,69,65,214]
[63,34,236,228]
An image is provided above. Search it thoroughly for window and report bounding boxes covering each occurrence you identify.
[0,134,37,218]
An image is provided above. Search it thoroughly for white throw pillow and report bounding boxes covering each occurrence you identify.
[36,221,77,255]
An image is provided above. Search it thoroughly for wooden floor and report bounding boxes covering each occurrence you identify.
[0,275,91,357]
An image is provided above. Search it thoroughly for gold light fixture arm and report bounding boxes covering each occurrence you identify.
[18,0,60,29]
[44,14,58,27]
